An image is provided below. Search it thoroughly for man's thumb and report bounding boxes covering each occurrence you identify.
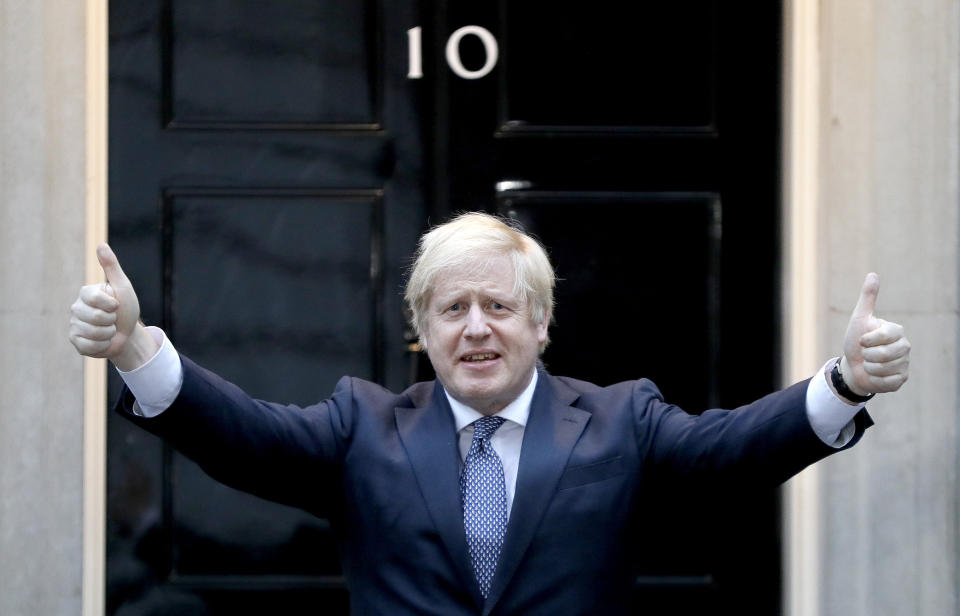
[852,272,880,318]
[96,243,130,288]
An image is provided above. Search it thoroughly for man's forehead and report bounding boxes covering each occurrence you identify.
[429,257,519,299]
[431,273,516,295]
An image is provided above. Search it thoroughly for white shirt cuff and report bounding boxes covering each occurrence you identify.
[805,358,864,448]
[116,326,183,418]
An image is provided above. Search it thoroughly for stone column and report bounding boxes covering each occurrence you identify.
[0,0,91,614]
[785,1,959,614]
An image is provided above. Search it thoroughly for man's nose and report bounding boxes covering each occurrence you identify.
[463,305,491,338]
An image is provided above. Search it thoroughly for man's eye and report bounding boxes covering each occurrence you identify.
[447,303,461,312]
[491,302,504,310]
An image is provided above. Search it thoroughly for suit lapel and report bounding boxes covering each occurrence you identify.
[483,373,590,615]
[394,381,484,610]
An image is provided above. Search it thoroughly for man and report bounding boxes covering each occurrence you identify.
[70,213,910,615]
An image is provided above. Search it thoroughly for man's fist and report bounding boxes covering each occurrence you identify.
[840,273,911,397]
[69,243,156,370]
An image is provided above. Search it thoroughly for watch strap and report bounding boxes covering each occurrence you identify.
[830,358,875,404]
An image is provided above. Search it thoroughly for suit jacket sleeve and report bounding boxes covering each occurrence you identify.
[115,354,355,518]
[635,378,873,487]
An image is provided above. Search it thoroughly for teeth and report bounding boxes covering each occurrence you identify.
[464,353,497,361]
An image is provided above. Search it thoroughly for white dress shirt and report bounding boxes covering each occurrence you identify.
[120,327,864,502]
[445,371,538,518]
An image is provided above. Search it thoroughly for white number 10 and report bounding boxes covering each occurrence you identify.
[407,25,499,80]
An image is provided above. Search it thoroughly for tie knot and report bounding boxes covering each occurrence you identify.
[472,416,505,442]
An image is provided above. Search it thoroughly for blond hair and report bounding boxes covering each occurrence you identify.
[405,212,555,351]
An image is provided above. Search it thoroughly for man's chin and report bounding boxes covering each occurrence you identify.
[451,383,506,413]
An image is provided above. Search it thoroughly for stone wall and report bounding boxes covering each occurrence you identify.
[0,1,88,614]
[786,1,959,614]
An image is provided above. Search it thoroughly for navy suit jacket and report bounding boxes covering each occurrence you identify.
[119,355,870,615]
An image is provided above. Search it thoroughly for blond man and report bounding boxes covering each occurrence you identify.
[70,213,909,615]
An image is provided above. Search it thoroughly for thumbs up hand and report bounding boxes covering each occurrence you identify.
[69,243,157,370]
[839,273,911,397]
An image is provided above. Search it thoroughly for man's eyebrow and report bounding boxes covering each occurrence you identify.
[430,291,464,308]
[431,289,463,301]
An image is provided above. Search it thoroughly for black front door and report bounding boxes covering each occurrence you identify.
[108,1,782,613]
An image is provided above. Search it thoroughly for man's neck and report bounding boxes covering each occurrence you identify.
[445,370,539,431]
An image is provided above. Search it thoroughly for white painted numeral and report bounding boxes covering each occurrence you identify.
[445,25,498,80]
[407,26,423,79]
[407,25,499,80]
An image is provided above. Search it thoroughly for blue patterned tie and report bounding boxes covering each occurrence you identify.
[460,416,508,598]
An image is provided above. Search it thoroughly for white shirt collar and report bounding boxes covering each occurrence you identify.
[445,369,538,432]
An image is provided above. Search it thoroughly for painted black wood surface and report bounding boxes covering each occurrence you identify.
[108,1,782,613]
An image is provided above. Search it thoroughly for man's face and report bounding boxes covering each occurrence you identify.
[423,254,549,415]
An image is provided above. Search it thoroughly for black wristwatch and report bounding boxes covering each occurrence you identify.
[830,358,875,404]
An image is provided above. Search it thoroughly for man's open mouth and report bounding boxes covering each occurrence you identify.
[461,353,499,362]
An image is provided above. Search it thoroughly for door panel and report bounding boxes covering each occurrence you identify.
[166,190,385,396]
[166,190,381,584]
[166,0,380,128]
[500,2,716,132]
[501,193,722,411]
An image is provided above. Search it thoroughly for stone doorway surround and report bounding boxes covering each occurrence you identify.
[782,1,958,615]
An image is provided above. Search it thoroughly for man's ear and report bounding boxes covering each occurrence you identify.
[536,308,551,343]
